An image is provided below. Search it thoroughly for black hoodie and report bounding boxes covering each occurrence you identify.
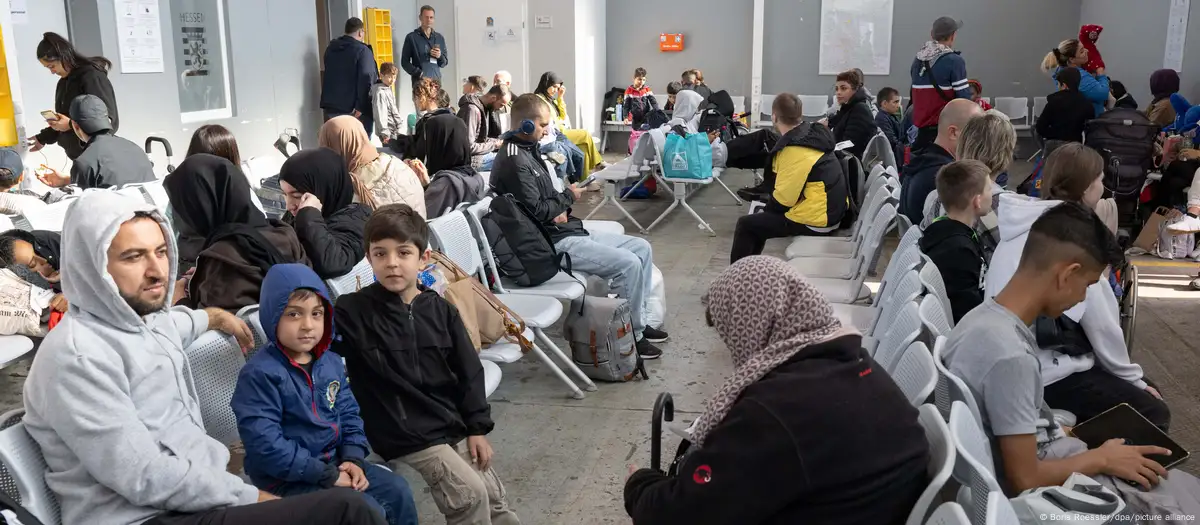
[35,63,119,160]
[764,122,848,228]
[333,285,493,460]
[919,218,987,322]
[320,35,378,116]
[899,144,954,225]
[829,87,878,161]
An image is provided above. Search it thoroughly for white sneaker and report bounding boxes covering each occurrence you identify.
[1166,214,1200,234]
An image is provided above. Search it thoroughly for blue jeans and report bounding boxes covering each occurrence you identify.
[540,134,585,181]
[479,151,497,171]
[273,463,417,525]
[555,231,654,336]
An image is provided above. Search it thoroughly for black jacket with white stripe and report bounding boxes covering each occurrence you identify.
[490,136,588,243]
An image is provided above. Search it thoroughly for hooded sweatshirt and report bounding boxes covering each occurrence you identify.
[231,264,370,491]
[985,193,1146,389]
[766,122,847,228]
[909,41,971,129]
[919,218,986,322]
[320,35,378,117]
[22,192,259,525]
[899,143,955,225]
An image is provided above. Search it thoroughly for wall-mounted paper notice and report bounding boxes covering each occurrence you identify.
[1165,0,1190,71]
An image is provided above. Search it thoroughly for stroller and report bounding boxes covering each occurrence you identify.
[1084,108,1159,231]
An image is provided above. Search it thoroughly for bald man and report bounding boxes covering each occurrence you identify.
[899,98,983,224]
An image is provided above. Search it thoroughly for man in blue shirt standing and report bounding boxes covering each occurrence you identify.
[400,5,448,85]
[321,17,379,135]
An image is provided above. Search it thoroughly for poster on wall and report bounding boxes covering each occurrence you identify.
[818,0,894,75]
[1165,0,1190,71]
[11,0,28,24]
[170,0,232,121]
[114,0,165,73]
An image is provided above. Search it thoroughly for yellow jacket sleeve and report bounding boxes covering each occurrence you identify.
[771,147,823,207]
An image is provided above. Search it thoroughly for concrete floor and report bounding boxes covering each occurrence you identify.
[1,162,1198,524]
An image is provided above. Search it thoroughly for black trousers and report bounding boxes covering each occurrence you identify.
[724,129,780,174]
[912,126,938,155]
[145,488,384,525]
[1043,366,1171,431]
[731,211,830,264]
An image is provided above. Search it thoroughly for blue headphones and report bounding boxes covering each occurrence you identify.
[518,119,536,135]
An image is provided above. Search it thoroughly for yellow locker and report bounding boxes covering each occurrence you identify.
[363,8,393,70]
[0,25,17,147]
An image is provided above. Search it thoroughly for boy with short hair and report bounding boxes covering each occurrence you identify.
[918,160,993,321]
[0,147,68,215]
[232,264,418,525]
[874,87,904,161]
[372,62,405,147]
[623,67,659,127]
[334,204,521,525]
[942,202,1175,494]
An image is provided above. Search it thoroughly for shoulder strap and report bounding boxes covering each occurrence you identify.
[923,60,954,102]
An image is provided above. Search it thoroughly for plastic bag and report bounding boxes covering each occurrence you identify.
[644,266,667,330]
[0,270,50,337]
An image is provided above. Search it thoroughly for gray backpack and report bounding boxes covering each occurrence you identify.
[563,296,648,382]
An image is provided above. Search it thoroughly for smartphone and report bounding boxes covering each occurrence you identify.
[576,173,598,188]
[40,110,58,120]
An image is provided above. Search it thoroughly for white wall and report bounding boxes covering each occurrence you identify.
[11,0,72,172]
[573,0,606,134]
[1079,0,1172,106]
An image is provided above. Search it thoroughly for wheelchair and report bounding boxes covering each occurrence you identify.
[1116,260,1138,353]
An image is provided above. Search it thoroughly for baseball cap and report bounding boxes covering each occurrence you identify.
[68,94,113,135]
[0,148,24,180]
[932,16,962,41]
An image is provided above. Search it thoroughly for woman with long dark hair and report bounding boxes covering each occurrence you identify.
[187,124,242,166]
[29,32,118,160]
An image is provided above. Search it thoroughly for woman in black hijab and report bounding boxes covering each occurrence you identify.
[279,148,371,278]
[422,112,474,174]
[419,115,486,218]
[164,154,308,311]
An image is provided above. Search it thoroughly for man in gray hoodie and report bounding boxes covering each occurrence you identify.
[21,192,384,525]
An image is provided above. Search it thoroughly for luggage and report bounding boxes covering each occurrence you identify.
[662,126,713,180]
[644,265,668,330]
[0,269,53,337]
[564,295,647,382]
[625,94,659,129]
[480,193,572,287]
[708,90,735,117]
[603,87,625,122]
[1010,473,1128,524]
[426,250,532,352]
[1157,208,1197,259]
[1085,108,1159,198]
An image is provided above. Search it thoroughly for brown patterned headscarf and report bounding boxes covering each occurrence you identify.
[693,256,851,447]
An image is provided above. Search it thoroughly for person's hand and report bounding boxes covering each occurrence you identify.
[352,109,362,118]
[1180,149,1200,161]
[339,462,369,491]
[382,137,390,145]
[205,307,255,352]
[1146,385,1163,400]
[553,212,568,224]
[817,117,829,127]
[627,463,639,481]
[567,183,583,200]
[467,435,494,471]
[1097,438,1171,489]
[707,130,719,143]
[1096,67,1106,77]
[50,294,68,313]
[333,470,353,488]
[36,167,70,188]
[48,114,71,132]
[405,158,429,185]
[257,490,280,502]
[27,138,44,152]
[298,193,323,212]
[430,46,442,59]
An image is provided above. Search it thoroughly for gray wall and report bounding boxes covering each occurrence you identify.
[763,0,1082,103]
[1079,0,1170,107]
[605,0,753,97]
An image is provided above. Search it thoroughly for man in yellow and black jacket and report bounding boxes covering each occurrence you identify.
[731,93,849,264]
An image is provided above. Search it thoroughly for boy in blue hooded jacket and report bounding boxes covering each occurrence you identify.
[231,264,417,525]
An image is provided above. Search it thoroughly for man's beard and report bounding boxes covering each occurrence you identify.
[120,279,168,317]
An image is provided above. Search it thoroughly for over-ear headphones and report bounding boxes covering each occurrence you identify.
[518,119,536,135]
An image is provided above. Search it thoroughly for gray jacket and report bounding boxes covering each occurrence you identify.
[22,192,259,525]
[371,83,404,141]
[69,133,156,189]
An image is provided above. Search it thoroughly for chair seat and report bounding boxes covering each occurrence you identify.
[581,220,625,236]
[0,336,34,369]
[788,256,860,280]
[662,176,714,185]
[501,272,585,300]
[497,293,564,328]
[784,236,857,259]
[831,303,876,331]
[482,360,502,398]
[808,277,871,304]
[479,328,537,364]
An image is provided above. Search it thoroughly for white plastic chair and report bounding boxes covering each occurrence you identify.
[985,491,1017,525]
[949,401,1005,525]
[0,214,12,231]
[235,304,268,359]
[644,135,742,236]
[0,335,35,371]
[925,501,971,525]
[906,404,956,525]
[788,202,898,280]
[730,95,746,115]
[324,258,376,300]
[464,198,586,300]
[805,203,901,305]
[919,256,955,330]
[757,94,777,127]
[992,97,1030,132]
[919,294,954,343]
[181,331,247,446]
[1032,97,1048,124]
[871,300,921,370]
[931,336,984,425]
[430,209,598,399]
[799,95,830,119]
[0,414,62,525]
[785,175,898,259]
[834,268,923,342]
[16,199,73,232]
[829,228,923,330]
[891,341,938,406]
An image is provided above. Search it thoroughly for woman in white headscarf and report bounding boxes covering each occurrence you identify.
[652,89,728,167]
[623,256,930,525]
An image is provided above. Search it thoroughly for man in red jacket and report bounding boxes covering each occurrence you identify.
[909,17,971,153]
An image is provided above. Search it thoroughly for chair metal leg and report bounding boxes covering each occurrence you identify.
[713,174,745,205]
[584,182,648,233]
[600,129,609,153]
[678,196,717,236]
[526,341,587,399]
[646,182,715,235]
[535,329,598,392]
[1026,149,1042,163]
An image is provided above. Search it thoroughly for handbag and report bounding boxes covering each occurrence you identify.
[662,126,713,180]
[1010,473,1128,524]
[428,251,532,353]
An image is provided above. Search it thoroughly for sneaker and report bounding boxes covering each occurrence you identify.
[636,338,663,360]
[642,326,670,343]
[1166,214,1200,234]
[1192,277,1200,291]
[736,185,770,203]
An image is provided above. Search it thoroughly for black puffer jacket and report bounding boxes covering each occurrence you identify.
[829,87,878,162]
[35,63,119,160]
[333,286,493,460]
[288,203,371,278]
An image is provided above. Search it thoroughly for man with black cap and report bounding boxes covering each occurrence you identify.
[909,16,971,153]
[38,94,154,190]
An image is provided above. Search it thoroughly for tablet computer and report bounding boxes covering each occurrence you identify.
[1070,403,1189,470]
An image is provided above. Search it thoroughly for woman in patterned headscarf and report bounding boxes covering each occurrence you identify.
[624,257,930,525]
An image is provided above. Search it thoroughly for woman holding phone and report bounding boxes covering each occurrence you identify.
[29,32,119,161]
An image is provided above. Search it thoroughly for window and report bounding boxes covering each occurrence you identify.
[170,0,232,122]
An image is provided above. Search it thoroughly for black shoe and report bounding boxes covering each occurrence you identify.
[642,326,669,343]
[737,186,769,202]
[636,338,663,360]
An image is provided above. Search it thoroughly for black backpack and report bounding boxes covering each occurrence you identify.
[708,90,735,117]
[481,194,571,287]
[626,96,655,129]
[1084,108,1158,198]
[644,109,670,130]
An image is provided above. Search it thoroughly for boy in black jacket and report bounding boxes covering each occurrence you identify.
[333,204,521,525]
[1036,67,1095,143]
[919,160,992,322]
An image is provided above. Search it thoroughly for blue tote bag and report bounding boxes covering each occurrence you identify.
[661,127,713,180]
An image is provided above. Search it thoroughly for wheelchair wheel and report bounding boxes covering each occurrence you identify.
[1121,265,1138,352]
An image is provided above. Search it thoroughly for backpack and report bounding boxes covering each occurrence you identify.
[563,295,648,382]
[480,193,571,287]
[834,150,862,226]
[426,250,533,352]
[644,109,670,130]
[708,90,736,117]
[602,87,625,121]
[1084,108,1158,198]
[626,96,655,129]
[0,487,45,525]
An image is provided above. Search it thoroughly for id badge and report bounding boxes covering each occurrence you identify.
[430,57,438,64]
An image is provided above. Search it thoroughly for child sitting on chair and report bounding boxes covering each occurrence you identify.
[918,160,992,322]
[333,204,522,525]
[231,263,418,525]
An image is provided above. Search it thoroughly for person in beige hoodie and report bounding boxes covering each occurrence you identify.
[319,115,427,218]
